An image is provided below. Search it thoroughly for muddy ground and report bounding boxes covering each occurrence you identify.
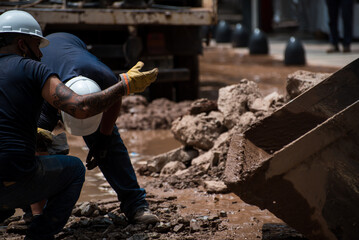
[0,45,339,240]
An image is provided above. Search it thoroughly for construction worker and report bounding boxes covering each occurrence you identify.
[37,32,160,224]
[0,10,157,240]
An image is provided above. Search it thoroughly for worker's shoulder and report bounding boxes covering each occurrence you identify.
[46,32,87,49]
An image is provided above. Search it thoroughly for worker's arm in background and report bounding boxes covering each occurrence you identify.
[41,61,157,119]
[41,75,126,119]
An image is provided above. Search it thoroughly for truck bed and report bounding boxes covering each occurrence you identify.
[1,0,217,26]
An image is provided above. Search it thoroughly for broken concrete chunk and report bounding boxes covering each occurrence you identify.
[263,91,281,103]
[203,180,229,194]
[147,147,198,173]
[191,151,214,166]
[160,161,186,177]
[171,111,226,151]
[217,79,262,129]
[248,98,272,112]
[174,168,190,177]
[286,70,331,100]
[118,96,191,130]
[249,92,283,113]
[188,98,218,115]
[238,112,256,128]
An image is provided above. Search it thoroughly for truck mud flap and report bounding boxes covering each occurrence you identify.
[224,59,359,240]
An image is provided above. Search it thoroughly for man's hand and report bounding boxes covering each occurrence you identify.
[86,132,112,170]
[119,61,158,95]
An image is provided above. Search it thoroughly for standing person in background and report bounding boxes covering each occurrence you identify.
[325,0,354,53]
[37,32,160,224]
[0,10,157,240]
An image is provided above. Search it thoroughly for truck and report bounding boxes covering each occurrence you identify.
[0,0,218,101]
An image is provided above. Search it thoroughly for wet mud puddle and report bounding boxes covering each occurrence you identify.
[65,129,181,202]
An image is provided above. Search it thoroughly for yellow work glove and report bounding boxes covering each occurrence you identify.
[119,61,158,95]
[37,128,53,142]
[36,128,53,153]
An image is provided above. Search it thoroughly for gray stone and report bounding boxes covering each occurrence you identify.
[217,79,262,129]
[203,180,229,194]
[160,161,186,176]
[188,98,218,115]
[171,111,226,150]
[147,147,198,173]
[286,70,331,100]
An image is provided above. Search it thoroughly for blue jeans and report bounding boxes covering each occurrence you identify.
[38,102,148,218]
[0,155,85,239]
[326,0,354,47]
[83,127,148,218]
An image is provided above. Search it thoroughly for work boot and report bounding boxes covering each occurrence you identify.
[130,207,159,224]
[326,45,339,53]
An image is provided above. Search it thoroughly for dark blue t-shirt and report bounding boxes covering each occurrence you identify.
[41,32,118,89]
[0,54,55,181]
[38,32,119,131]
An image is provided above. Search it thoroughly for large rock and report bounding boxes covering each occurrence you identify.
[248,92,282,113]
[191,151,217,167]
[188,98,218,115]
[147,147,198,173]
[217,79,262,129]
[203,180,229,194]
[171,111,226,151]
[237,112,256,129]
[160,161,187,176]
[286,70,331,100]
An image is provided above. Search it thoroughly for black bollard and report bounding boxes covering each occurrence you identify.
[284,37,306,65]
[215,20,232,43]
[232,23,249,48]
[249,28,269,55]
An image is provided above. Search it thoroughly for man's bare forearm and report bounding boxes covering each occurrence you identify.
[51,80,127,119]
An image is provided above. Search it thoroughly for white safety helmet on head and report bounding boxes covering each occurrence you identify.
[0,10,49,48]
[61,76,103,136]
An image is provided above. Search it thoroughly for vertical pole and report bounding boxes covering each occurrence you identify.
[251,0,258,31]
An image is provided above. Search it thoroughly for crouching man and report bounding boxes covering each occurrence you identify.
[0,10,157,240]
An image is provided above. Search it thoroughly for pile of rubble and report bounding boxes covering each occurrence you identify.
[138,78,286,191]
[137,70,329,195]
[116,96,192,130]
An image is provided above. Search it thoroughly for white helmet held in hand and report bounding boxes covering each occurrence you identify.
[61,76,103,136]
[0,10,49,48]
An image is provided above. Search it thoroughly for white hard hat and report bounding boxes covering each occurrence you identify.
[61,76,103,136]
[0,10,49,48]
